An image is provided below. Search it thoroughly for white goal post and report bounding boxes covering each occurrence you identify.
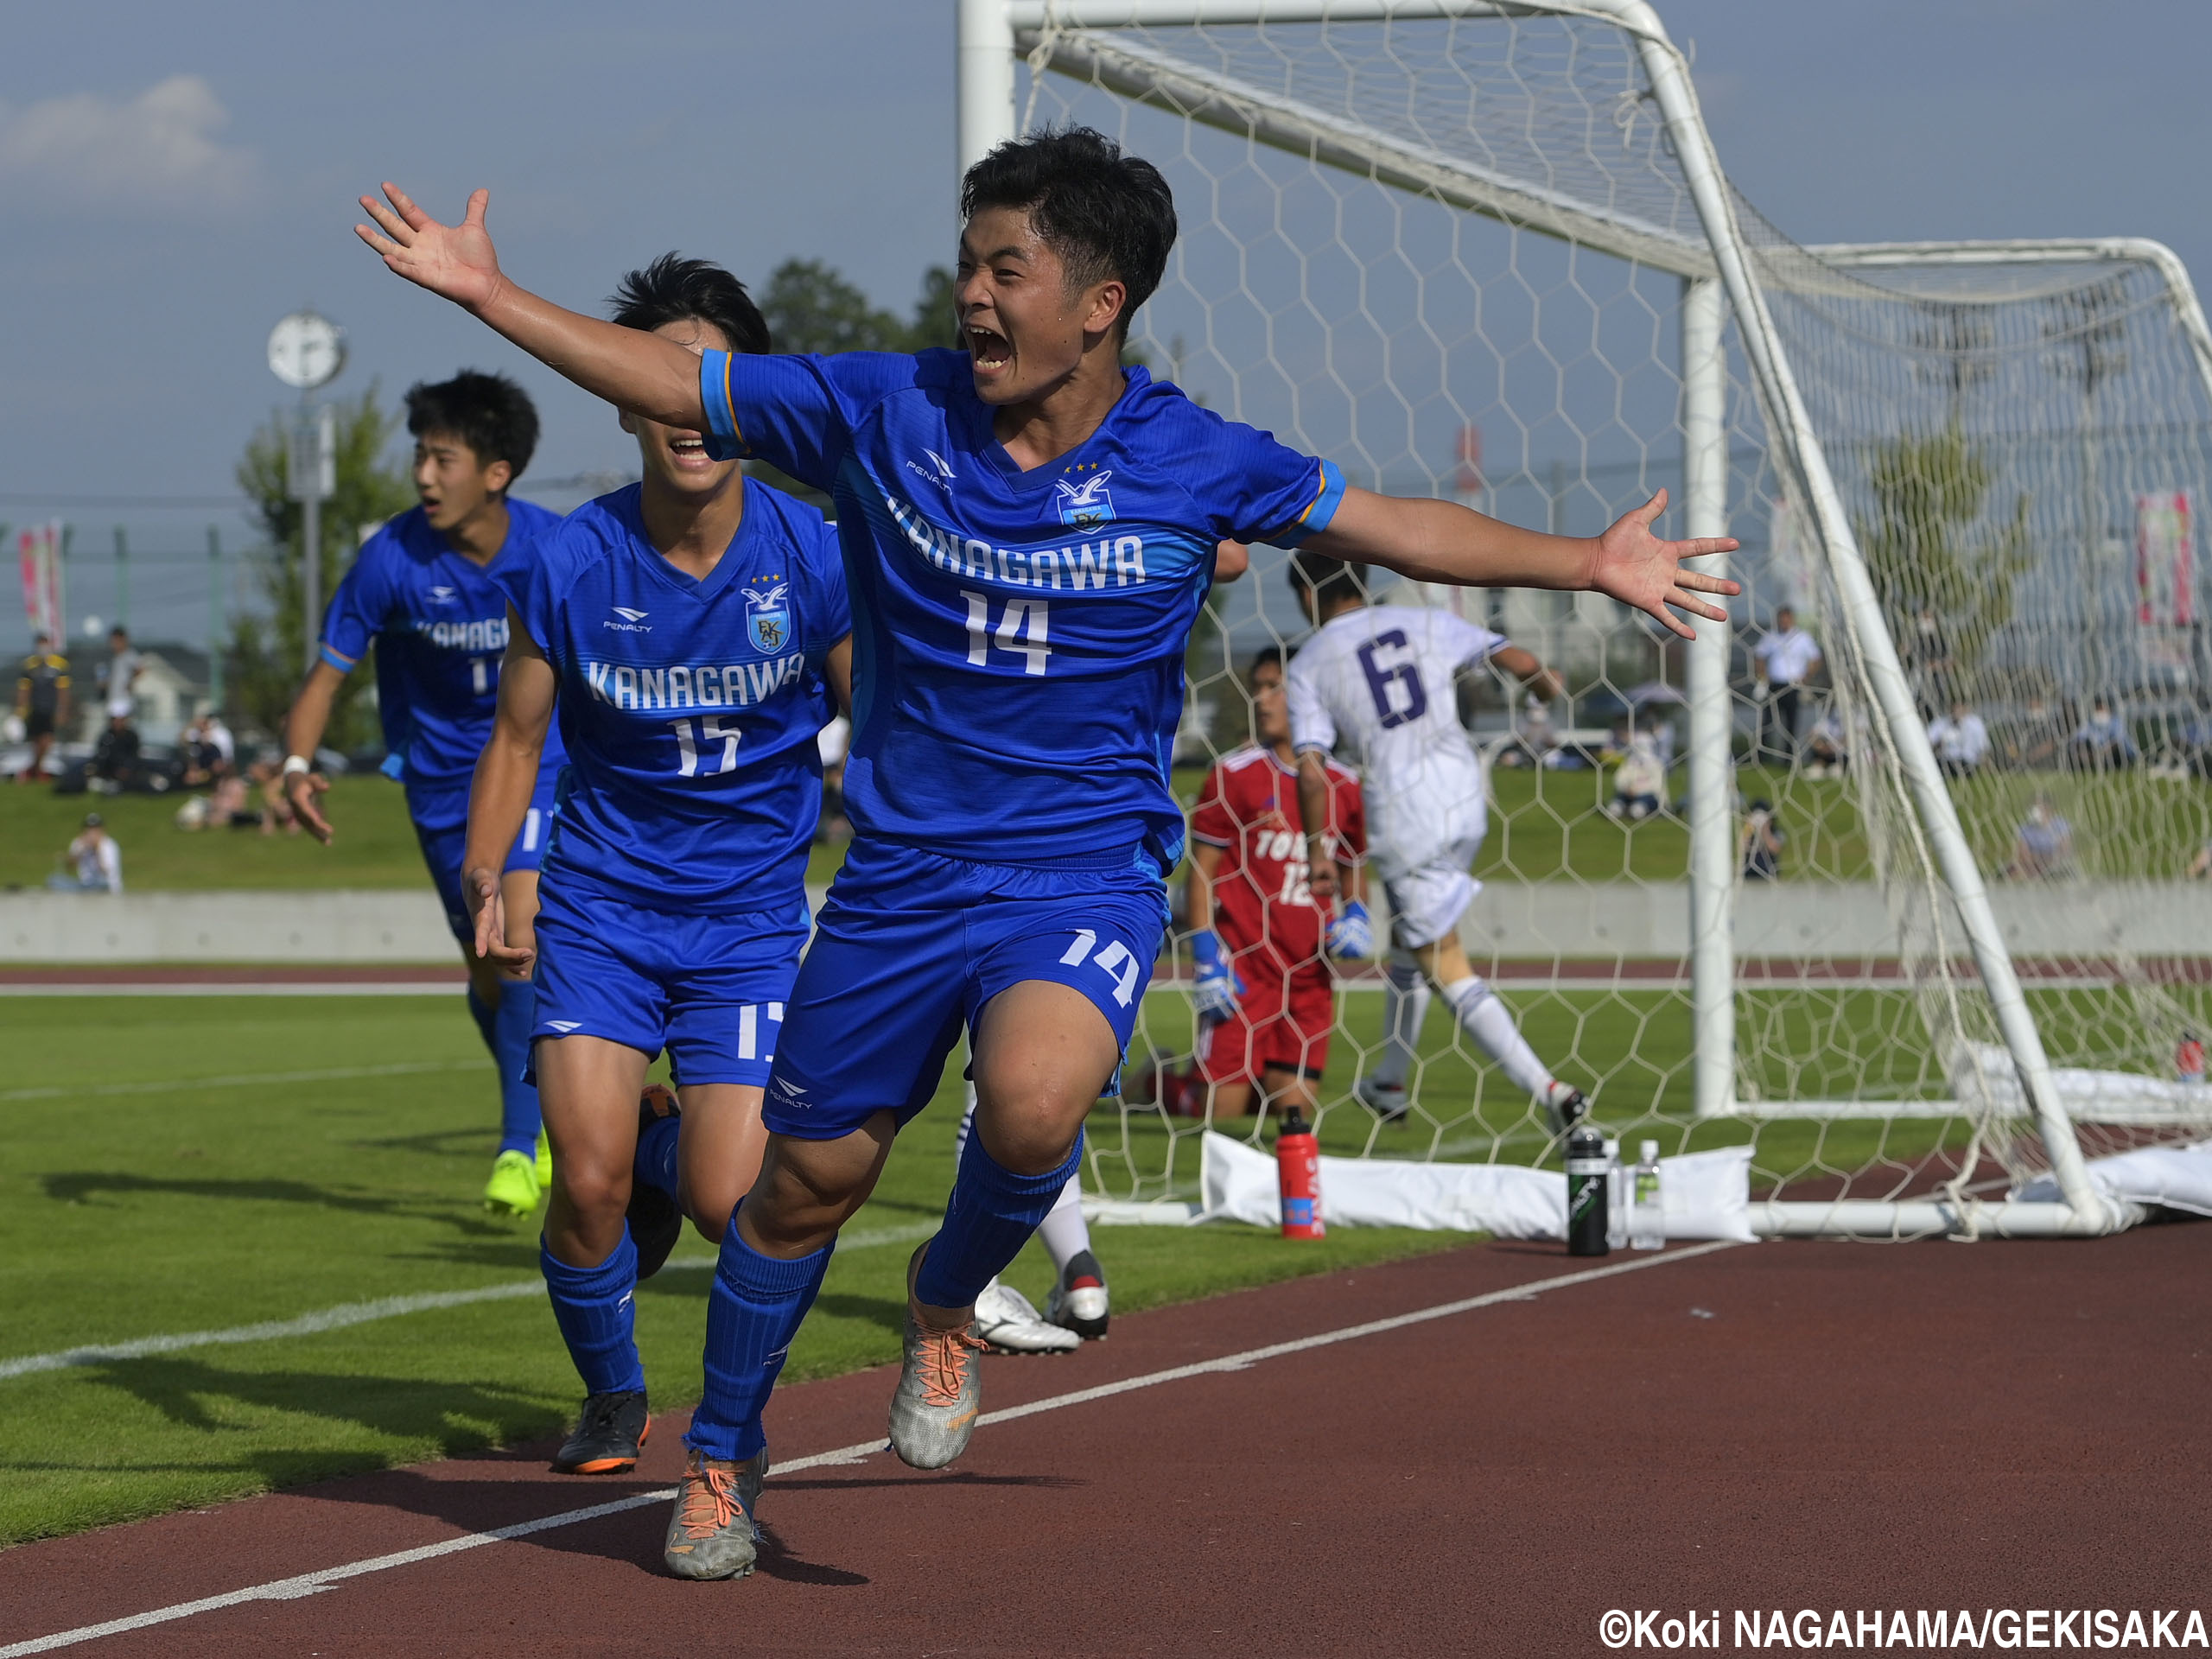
[956,0,2212,1238]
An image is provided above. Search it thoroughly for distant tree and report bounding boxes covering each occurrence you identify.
[1854,423,2033,683]
[228,385,412,744]
[760,258,912,355]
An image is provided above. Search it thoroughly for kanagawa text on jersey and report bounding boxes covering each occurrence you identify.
[884,491,1149,590]
[413,615,507,653]
[583,652,808,713]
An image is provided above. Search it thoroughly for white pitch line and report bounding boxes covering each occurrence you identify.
[0,1059,489,1104]
[0,1240,1736,1657]
[0,1222,941,1383]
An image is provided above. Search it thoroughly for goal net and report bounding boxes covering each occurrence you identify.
[979,0,2212,1236]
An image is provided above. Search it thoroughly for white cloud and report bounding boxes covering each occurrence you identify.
[0,75,257,210]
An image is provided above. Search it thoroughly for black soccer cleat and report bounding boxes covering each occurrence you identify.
[553,1389,650,1475]
[628,1084,685,1281]
[1046,1249,1111,1340]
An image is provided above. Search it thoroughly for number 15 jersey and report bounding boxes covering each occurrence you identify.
[1286,604,1506,855]
[699,349,1344,874]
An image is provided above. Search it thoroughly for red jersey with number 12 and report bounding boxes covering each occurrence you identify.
[1190,746,1366,973]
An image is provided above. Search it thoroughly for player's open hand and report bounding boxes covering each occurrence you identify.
[355,184,505,313]
[1588,489,1739,640]
[283,769,334,844]
[466,865,531,972]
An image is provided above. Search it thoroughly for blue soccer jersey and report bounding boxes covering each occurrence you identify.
[321,500,569,830]
[698,350,1344,874]
[499,481,850,913]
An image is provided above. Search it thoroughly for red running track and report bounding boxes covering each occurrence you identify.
[3,1226,2208,1657]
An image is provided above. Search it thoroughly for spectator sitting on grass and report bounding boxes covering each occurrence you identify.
[1739,798,1783,880]
[48,812,122,893]
[175,772,266,832]
[1803,708,1847,779]
[1928,698,1990,779]
[2069,697,2138,771]
[2006,693,2066,770]
[181,711,235,786]
[2005,793,2075,880]
[1606,726,1666,821]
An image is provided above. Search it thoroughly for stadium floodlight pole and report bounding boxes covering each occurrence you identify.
[1681,275,1733,1121]
[1617,1,2110,1230]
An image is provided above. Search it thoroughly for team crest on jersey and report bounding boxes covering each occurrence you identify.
[743,582,791,654]
[1054,468,1116,530]
[428,585,457,604]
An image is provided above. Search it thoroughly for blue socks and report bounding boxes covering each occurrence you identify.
[492,982,543,1156]
[684,1211,834,1463]
[634,1111,682,1202]
[912,1128,1084,1311]
[541,1227,645,1395]
[465,987,499,1056]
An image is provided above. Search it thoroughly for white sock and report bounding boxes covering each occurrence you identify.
[1035,1173,1091,1277]
[1372,952,1430,1090]
[956,1080,977,1160]
[1440,975,1554,1099]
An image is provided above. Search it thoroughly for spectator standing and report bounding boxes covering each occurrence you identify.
[49,812,123,892]
[14,631,69,783]
[1904,603,1955,711]
[2005,794,2075,880]
[2069,697,2138,771]
[1927,699,1991,779]
[1751,606,1821,764]
[99,626,142,729]
[1738,798,1784,880]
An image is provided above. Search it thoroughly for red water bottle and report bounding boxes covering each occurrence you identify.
[1275,1108,1325,1238]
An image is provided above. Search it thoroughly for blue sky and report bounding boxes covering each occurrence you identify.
[3,0,2208,651]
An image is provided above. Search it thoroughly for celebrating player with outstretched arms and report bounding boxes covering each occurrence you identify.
[358,125,1734,1581]
[461,257,851,1498]
[276,372,563,1217]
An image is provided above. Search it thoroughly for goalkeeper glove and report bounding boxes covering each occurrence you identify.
[1326,899,1374,960]
[1190,930,1243,1024]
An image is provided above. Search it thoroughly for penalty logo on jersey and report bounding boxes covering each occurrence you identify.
[1053,468,1116,530]
[743,582,792,654]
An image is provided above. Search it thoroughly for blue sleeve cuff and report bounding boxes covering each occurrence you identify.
[697,349,744,462]
[319,644,356,673]
[1282,459,1346,543]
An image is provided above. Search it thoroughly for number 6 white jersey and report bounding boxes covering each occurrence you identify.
[1285,604,1504,868]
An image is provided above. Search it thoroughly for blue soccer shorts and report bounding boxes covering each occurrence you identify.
[527,882,811,1089]
[410,776,560,945]
[764,837,1168,1141]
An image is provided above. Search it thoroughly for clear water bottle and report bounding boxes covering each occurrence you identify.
[1604,1138,1628,1250]
[1629,1139,1664,1250]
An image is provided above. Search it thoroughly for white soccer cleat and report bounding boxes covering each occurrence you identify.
[1541,1081,1590,1136]
[972,1279,1080,1354]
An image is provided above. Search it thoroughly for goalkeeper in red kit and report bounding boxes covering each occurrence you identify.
[1186,646,1370,1119]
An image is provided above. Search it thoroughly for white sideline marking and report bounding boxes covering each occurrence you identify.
[0,1059,488,1104]
[0,1241,1735,1656]
[0,1222,939,1383]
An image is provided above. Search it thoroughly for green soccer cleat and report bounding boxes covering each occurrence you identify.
[482,1148,542,1217]
[534,1127,554,1190]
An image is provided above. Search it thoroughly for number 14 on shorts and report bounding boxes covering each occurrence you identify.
[1061,928,1141,1007]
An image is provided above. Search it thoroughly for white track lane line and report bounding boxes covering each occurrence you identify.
[0,1222,941,1383]
[0,1240,1736,1656]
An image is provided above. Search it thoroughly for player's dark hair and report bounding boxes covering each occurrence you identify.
[405,370,539,485]
[609,253,772,356]
[1287,550,1370,612]
[959,126,1175,339]
[1250,645,1284,678]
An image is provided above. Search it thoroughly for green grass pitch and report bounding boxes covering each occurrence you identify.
[0,993,1473,1547]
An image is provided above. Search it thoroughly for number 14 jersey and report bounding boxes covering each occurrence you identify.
[1285,603,1506,854]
